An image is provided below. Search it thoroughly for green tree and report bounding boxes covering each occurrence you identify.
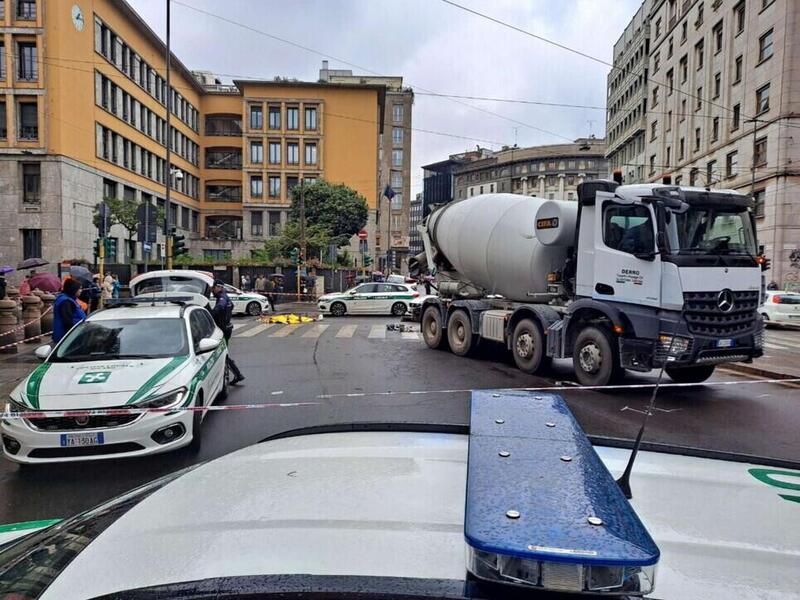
[289,180,367,247]
[93,198,165,248]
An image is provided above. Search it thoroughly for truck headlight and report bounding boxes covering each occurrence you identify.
[657,334,691,357]
[133,388,187,410]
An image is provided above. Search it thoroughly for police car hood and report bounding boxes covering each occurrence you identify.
[14,357,191,409]
[36,432,800,600]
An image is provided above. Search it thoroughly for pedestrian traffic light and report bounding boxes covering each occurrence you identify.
[289,247,300,265]
[364,255,373,267]
[758,255,771,271]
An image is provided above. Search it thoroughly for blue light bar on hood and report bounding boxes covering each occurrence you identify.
[465,391,659,595]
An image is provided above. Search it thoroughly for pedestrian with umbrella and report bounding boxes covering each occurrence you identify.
[29,273,63,294]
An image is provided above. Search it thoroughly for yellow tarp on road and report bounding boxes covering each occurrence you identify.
[264,314,316,324]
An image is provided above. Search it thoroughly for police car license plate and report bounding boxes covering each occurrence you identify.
[716,339,734,348]
[60,432,104,447]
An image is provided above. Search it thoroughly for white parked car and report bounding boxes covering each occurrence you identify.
[1,302,228,464]
[760,290,800,327]
[318,283,419,316]
[218,284,270,316]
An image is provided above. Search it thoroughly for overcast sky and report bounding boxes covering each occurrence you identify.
[129,0,642,193]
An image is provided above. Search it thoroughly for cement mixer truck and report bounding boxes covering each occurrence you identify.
[410,180,766,386]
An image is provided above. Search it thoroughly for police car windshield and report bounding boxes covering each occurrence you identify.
[666,207,756,255]
[52,318,189,362]
[134,276,208,295]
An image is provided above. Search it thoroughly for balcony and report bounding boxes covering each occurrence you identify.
[205,216,243,241]
[206,185,242,202]
[205,115,242,137]
[205,148,242,170]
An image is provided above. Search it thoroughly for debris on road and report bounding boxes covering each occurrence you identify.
[386,323,418,332]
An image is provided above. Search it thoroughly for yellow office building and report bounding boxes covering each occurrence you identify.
[0,0,385,268]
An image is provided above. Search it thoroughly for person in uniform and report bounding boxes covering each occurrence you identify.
[210,279,245,386]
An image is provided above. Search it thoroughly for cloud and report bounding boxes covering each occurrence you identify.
[129,0,643,191]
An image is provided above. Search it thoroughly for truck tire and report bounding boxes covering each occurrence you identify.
[422,305,447,350]
[512,318,551,374]
[665,365,715,383]
[447,310,474,356]
[572,326,622,387]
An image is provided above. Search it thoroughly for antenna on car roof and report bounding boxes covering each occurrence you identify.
[616,317,682,499]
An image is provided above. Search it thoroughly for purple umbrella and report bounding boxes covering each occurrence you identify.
[29,272,63,293]
[0,266,14,275]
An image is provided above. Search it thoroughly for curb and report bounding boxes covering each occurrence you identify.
[718,362,800,381]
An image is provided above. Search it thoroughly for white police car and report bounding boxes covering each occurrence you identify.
[1,300,228,464]
[318,282,419,316]
[219,283,270,316]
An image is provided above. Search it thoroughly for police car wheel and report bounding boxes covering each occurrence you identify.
[391,302,407,316]
[246,301,262,316]
[188,392,204,452]
[664,365,715,383]
[330,302,346,317]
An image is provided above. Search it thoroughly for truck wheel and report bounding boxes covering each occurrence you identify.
[512,318,551,374]
[422,305,447,349]
[665,365,715,383]
[447,310,474,356]
[572,326,622,387]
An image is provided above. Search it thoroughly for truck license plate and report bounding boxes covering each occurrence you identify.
[60,432,104,447]
[716,339,734,348]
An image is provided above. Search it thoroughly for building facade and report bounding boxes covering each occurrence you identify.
[644,0,800,286]
[452,139,608,203]
[409,192,423,257]
[0,0,383,275]
[605,0,652,183]
[319,61,413,273]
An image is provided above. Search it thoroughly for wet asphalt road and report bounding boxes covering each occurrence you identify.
[1,313,799,524]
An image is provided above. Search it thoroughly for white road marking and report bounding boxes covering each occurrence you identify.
[764,341,797,351]
[402,331,421,340]
[335,325,358,338]
[368,325,385,339]
[231,322,248,330]
[270,390,284,395]
[270,325,299,337]
[302,324,329,338]
[237,323,274,338]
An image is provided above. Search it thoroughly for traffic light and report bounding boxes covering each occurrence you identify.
[103,238,114,256]
[289,247,300,265]
[171,227,188,257]
[759,255,771,271]
[93,238,101,261]
[364,255,373,267]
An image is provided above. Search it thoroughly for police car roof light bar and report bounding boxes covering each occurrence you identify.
[465,390,659,595]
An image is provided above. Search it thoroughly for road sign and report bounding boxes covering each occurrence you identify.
[358,229,368,240]
[143,242,152,252]
[136,202,158,244]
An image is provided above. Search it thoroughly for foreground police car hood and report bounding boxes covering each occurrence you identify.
[11,357,191,409]
[10,431,795,600]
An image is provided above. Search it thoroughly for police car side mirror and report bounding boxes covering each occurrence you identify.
[197,338,220,354]
[34,345,52,361]
[348,290,357,295]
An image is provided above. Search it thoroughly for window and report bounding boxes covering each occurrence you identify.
[666,68,674,94]
[21,228,41,259]
[735,1,745,34]
[696,2,703,26]
[668,36,673,58]
[16,0,35,19]
[392,149,403,167]
[689,167,699,186]
[392,104,404,122]
[680,99,687,121]
[649,154,656,175]
[250,176,263,198]
[680,55,688,82]
[758,29,773,62]
[712,117,720,141]
[603,204,653,255]
[655,18,661,38]
[0,43,5,80]
[268,141,280,164]
[650,120,658,141]
[192,211,199,233]
[707,161,717,185]
[732,103,741,130]
[666,111,672,131]
[204,114,242,135]
[17,42,37,80]
[695,127,701,151]
[696,87,703,111]
[18,100,37,139]
[681,21,688,42]
[304,106,317,130]
[726,150,738,177]
[391,171,402,188]
[206,185,242,202]
[713,21,723,53]
[666,146,672,166]
[0,102,6,138]
[250,140,263,163]
[392,127,403,145]
[652,87,659,107]
[753,189,765,217]
[268,175,281,198]
[286,107,299,130]
[756,84,770,114]
[391,193,403,210]
[286,142,299,164]
[734,55,743,83]
[268,106,281,129]
[653,52,660,73]
[205,148,242,169]
[268,211,281,236]
[251,211,263,236]
[249,105,263,129]
[181,206,190,230]
[679,137,685,160]
[754,137,767,166]
[695,40,704,69]
[22,163,40,203]
[304,142,317,165]
[713,72,721,98]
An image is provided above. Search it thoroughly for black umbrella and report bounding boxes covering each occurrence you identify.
[69,265,94,286]
[17,257,49,270]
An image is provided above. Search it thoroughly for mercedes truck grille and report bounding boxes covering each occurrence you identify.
[683,290,759,336]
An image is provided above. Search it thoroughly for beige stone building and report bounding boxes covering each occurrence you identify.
[452,139,608,203]
[611,0,800,287]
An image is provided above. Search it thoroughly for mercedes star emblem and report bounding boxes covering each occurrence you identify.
[717,289,735,313]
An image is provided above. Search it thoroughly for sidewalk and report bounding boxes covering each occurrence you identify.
[721,353,800,380]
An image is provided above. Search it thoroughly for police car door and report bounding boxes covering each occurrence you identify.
[351,284,376,313]
[224,285,242,313]
[593,199,661,308]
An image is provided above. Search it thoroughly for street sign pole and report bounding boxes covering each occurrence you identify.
[144,201,149,274]
[98,237,105,310]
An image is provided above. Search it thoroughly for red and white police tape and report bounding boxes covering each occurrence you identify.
[0,306,53,339]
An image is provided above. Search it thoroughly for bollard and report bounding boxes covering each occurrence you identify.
[0,299,18,354]
[40,293,55,334]
[22,295,42,343]
[7,287,23,345]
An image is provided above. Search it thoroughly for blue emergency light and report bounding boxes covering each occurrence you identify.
[465,390,659,595]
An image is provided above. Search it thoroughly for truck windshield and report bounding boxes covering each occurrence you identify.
[665,207,756,256]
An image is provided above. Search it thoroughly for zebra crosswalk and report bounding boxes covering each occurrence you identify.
[763,329,800,354]
[232,321,422,342]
